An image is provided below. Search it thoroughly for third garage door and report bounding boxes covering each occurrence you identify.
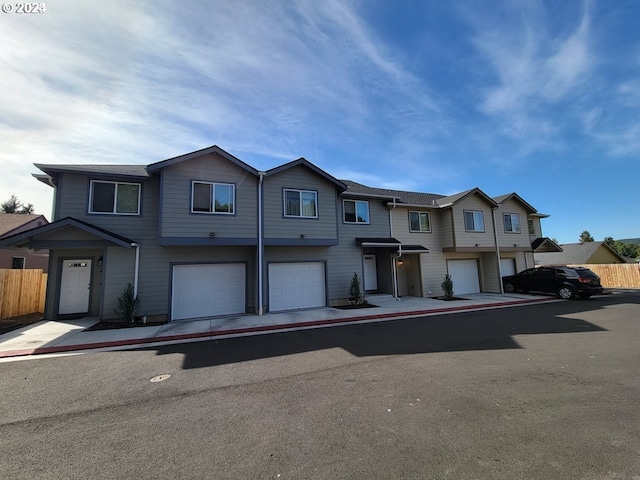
[269,262,325,312]
[447,259,480,294]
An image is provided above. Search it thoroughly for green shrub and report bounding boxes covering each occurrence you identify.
[441,274,454,298]
[348,273,363,305]
[114,283,139,323]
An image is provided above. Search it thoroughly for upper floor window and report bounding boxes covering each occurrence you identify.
[284,189,317,218]
[192,181,235,214]
[503,213,521,233]
[11,257,25,269]
[344,200,369,224]
[89,180,140,215]
[528,218,535,235]
[409,211,431,232]
[464,210,484,232]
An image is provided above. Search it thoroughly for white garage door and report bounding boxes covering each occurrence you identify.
[269,262,325,312]
[447,259,480,294]
[172,263,245,320]
[500,258,517,277]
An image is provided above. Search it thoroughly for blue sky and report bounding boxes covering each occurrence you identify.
[1,0,638,243]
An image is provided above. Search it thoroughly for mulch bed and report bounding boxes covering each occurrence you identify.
[0,312,45,335]
[334,303,379,310]
[435,296,468,301]
[85,319,167,331]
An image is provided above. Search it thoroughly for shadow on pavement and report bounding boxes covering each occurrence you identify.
[143,297,614,370]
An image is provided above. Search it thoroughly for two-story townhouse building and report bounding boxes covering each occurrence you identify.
[0,145,558,322]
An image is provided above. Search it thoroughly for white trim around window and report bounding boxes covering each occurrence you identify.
[343,199,370,224]
[503,213,521,233]
[464,210,485,232]
[89,180,141,215]
[191,181,235,214]
[409,211,431,232]
[283,189,318,218]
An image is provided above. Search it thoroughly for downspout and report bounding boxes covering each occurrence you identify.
[491,207,504,294]
[131,243,140,298]
[258,172,265,315]
[389,198,401,301]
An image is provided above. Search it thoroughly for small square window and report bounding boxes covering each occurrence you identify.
[464,210,484,232]
[409,211,431,232]
[11,257,25,269]
[503,213,521,233]
[344,200,369,224]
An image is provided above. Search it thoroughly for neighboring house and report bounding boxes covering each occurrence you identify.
[0,213,49,271]
[0,145,557,322]
[535,241,627,266]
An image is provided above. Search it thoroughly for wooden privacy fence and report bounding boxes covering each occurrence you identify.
[0,269,48,319]
[570,263,640,289]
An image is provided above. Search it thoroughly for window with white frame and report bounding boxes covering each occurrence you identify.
[464,210,484,232]
[343,200,369,224]
[409,211,431,232]
[284,189,317,218]
[89,181,141,215]
[528,218,535,235]
[503,213,521,233]
[192,181,235,214]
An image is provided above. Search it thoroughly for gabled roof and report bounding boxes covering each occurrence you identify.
[267,158,347,191]
[147,145,258,175]
[535,241,626,265]
[531,237,563,253]
[340,180,444,204]
[436,188,498,208]
[493,192,537,214]
[0,217,135,249]
[0,214,48,237]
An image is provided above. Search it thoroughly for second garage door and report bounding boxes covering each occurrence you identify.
[269,262,326,312]
[171,263,245,320]
[447,259,480,294]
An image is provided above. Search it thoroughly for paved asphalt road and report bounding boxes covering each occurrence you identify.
[1,293,639,480]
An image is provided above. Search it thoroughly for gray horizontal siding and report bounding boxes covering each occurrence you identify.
[159,153,258,239]
[263,165,338,240]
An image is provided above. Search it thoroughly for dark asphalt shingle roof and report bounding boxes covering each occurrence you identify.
[535,242,626,264]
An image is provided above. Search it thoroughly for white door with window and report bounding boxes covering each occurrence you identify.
[363,255,378,291]
[269,262,325,312]
[172,263,245,320]
[59,259,92,315]
[447,259,480,294]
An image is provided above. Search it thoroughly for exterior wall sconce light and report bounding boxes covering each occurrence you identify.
[300,234,306,239]
[209,232,216,237]
[397,259,404,266]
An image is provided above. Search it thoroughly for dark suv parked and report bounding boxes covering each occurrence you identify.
[502,266,604,299]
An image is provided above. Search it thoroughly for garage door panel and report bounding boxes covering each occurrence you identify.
[447,259,480,295]
[269,262,325,312]
[172,263,245,320]
[500,258,516,277]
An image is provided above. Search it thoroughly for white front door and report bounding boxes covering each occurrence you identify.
[363,255,378,291]
[59,259,92,315]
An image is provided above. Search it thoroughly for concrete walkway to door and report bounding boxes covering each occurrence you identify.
[0,293,559,359]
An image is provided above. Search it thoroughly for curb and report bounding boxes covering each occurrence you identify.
[0,297,557,359]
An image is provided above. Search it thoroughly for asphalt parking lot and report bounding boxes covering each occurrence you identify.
[1,292,639,479]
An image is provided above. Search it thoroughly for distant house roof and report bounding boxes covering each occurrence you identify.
[0,213,49,238]
[535,241,626,265]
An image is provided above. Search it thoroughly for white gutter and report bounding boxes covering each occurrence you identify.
[258,172,266,315]
[491,207,504,294]
[131,243,140,297]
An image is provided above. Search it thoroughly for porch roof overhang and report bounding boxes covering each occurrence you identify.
[356,238,428,253]
[0,217,136,250]
[531,237,563,253]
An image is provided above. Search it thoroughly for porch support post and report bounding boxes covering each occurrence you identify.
[132,243,140,297]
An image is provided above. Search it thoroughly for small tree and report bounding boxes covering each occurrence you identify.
[441,274,454,299]
[579,230,594,243]
[114,283,139,324]
[348,273,363,305]
[1,194,34,214]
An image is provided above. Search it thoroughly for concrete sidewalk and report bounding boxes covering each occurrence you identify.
[0,293,559,359]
